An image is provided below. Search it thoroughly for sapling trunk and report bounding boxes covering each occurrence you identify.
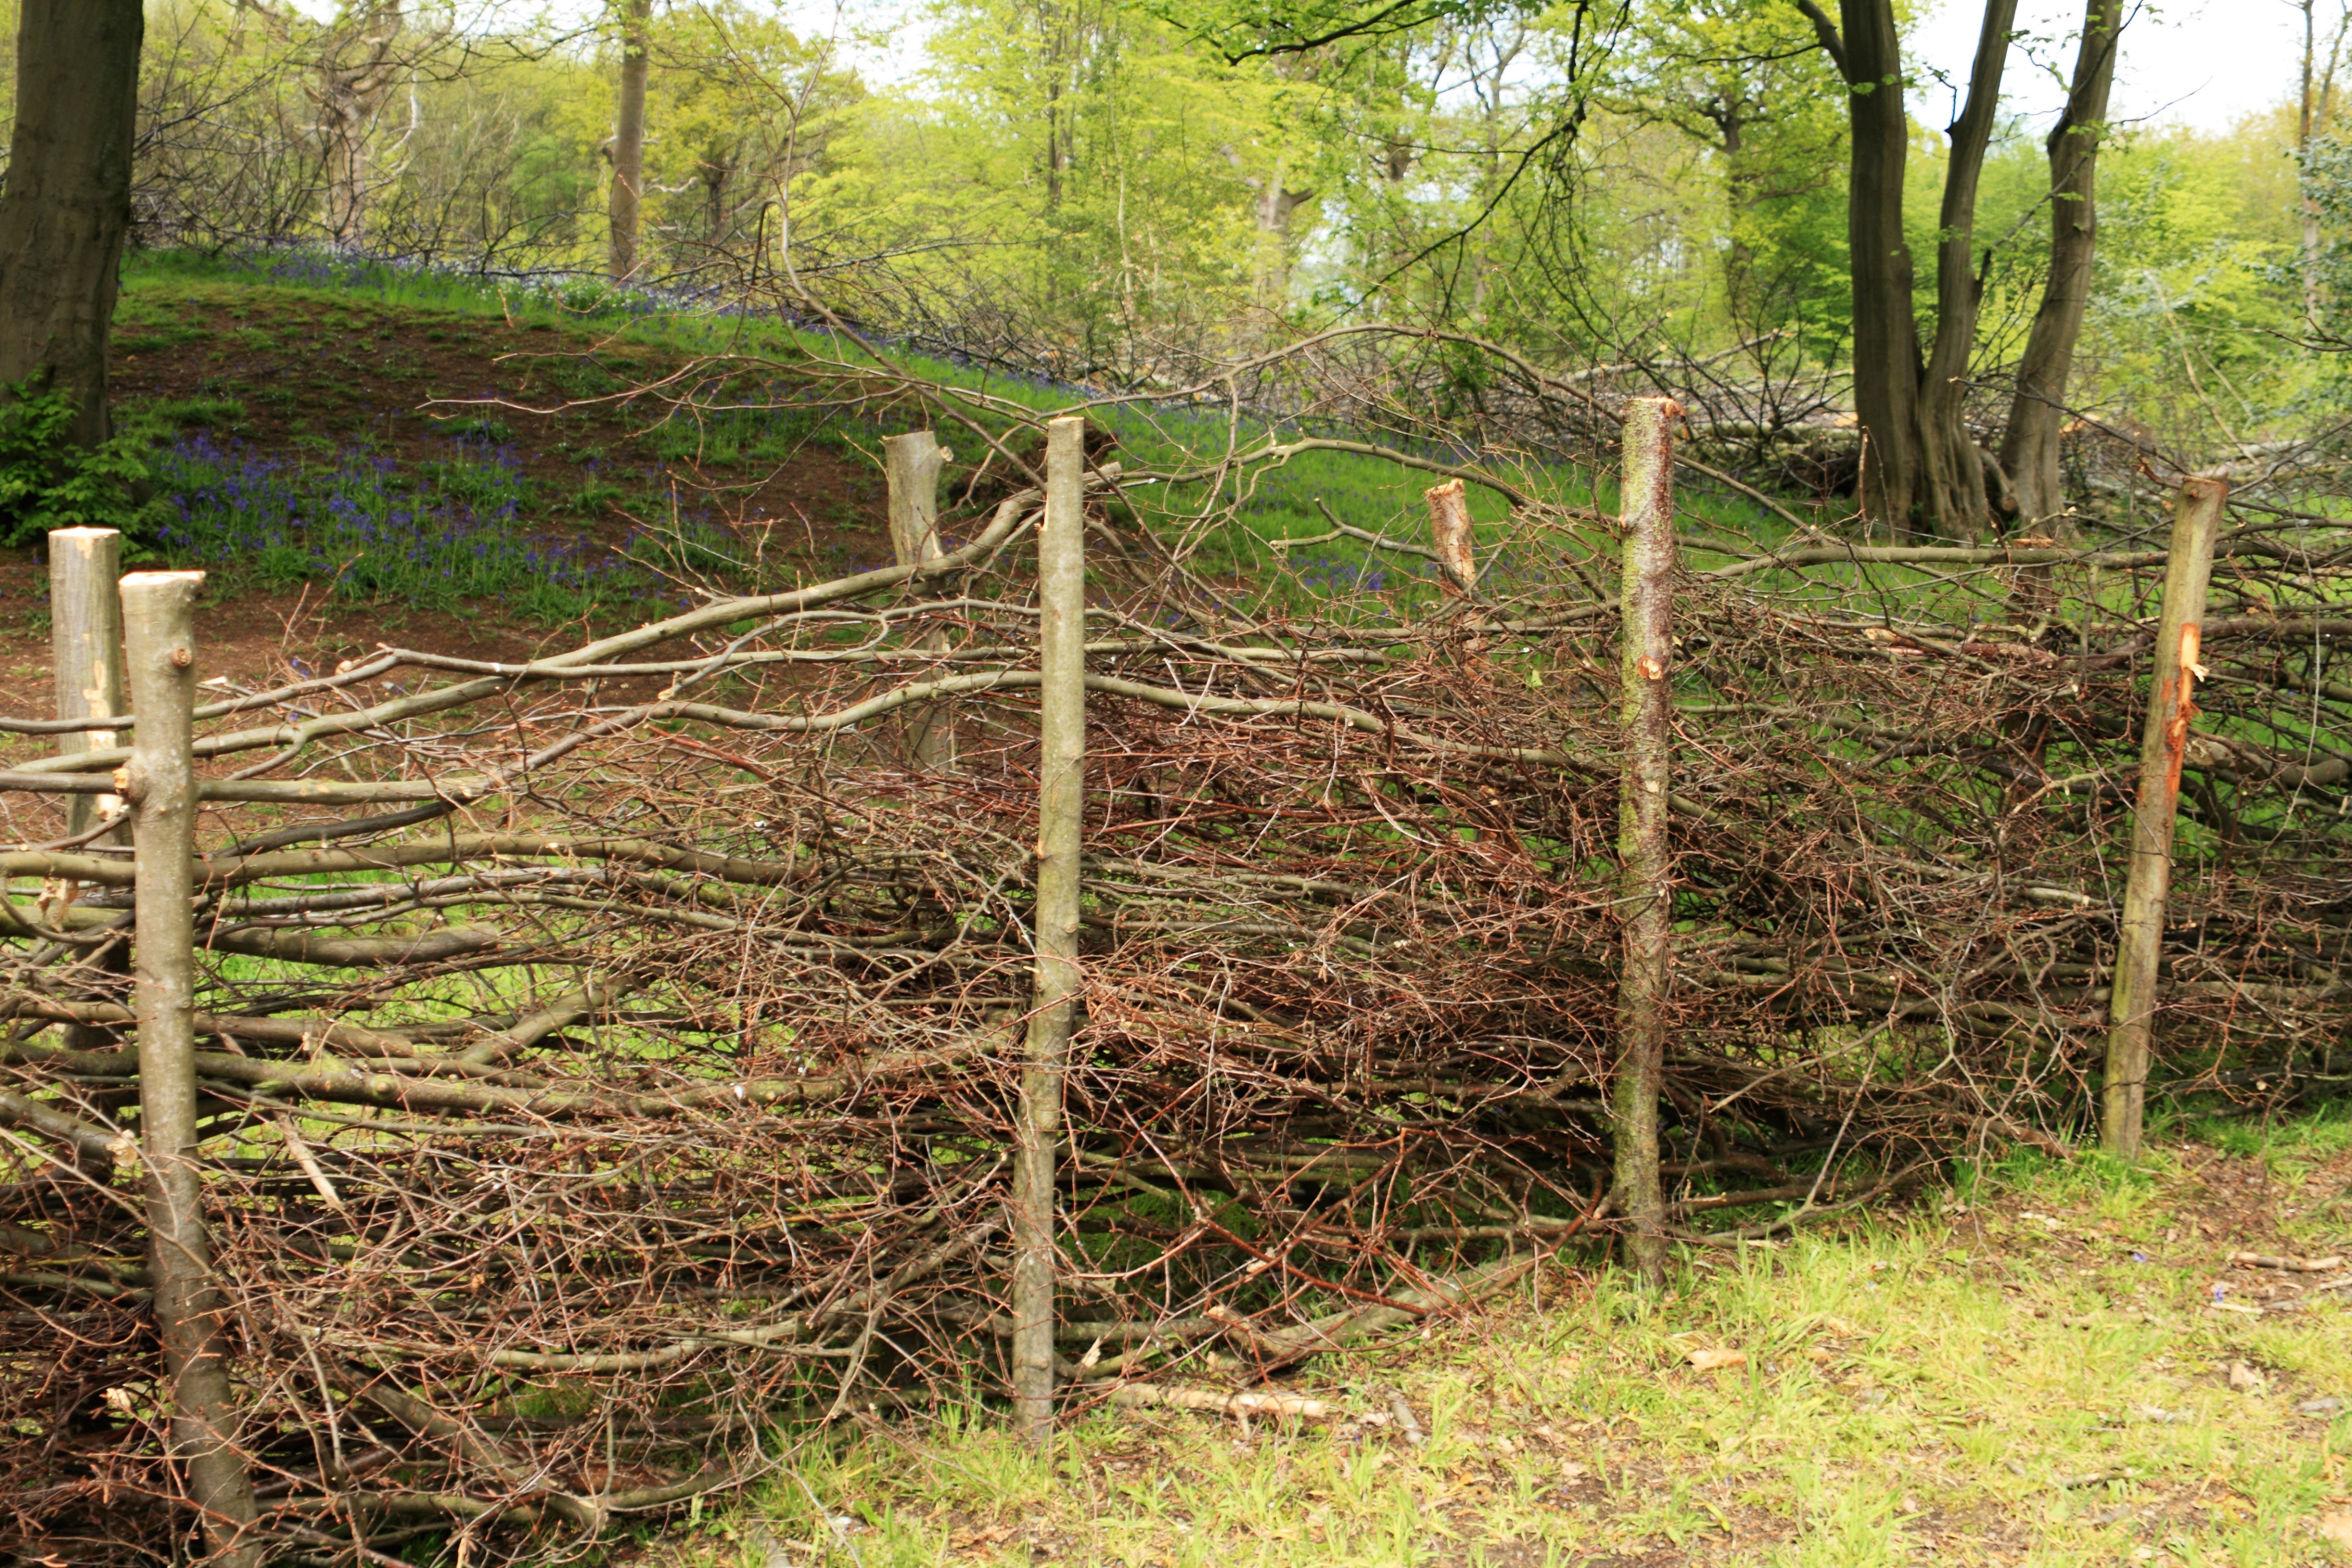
[608,0,650,282]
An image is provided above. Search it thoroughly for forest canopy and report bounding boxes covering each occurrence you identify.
[0,0,2318,524]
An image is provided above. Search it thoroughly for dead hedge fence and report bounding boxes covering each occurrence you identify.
[0,407,2346,1564]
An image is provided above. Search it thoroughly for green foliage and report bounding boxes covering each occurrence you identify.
[0,382,157,548]
[1597,1,1851,348]
[2085,119,2303,443]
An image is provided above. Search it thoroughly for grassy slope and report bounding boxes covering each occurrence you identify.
[654,1118,2352,1568]
[105,253,1843,632]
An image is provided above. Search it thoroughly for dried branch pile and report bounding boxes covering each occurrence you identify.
[1,446,2347,1563]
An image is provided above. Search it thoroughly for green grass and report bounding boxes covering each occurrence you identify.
[659,1117,2352,1567]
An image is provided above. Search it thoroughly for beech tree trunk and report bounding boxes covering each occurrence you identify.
[1914,0,2016,543]
[1997,0,2123,531]
[609,0,651,282]
[0,0,143,447]
[315,2,406,248]
[1800,0,1924,538]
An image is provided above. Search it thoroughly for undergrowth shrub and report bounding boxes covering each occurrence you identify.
[0,382,161,546]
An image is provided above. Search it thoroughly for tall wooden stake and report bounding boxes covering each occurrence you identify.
[51,526,128,1056]
[883,430,954,769]
[1011,418,1086,1444]
[1612,398,1680,1286]
[2103,474,2227,1158]
[123,570,259,1566]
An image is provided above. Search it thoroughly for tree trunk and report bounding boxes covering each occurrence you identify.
[882,430,954,769]
[1802,0,1925,538]
[0,0,143,447]
[609,0,651,283]
[1914,0,2017,542]
[1996,0,2122,531]
[1249,153,1315,308]
[2303,0,2324,329]
[316,2,405,248]
[1718,107,1758,326]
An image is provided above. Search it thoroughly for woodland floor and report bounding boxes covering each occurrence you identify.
[649,1118,2352,1568]
[0,271,896,718]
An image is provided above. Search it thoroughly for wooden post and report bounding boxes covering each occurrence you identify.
[882,430,950,567]
[1010,416,1085,1444]
[883,430,954,768]
[50,527,126,841]
[1424,478,1475,597]
[1612,398,1680,1286]
[2001,533,2058,626]
[2102,475,2228,1159]
[122,570,259,1566]
[50,527,129,1057]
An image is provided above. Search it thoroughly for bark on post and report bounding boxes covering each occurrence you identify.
[2102,477,2226,1158]
[1612,398,1679,1285]
[608,0,651,283]
[883,431,954,768]
[123,570,260,1565]
[51,527,128,1057]
[1011,417,1086,1443]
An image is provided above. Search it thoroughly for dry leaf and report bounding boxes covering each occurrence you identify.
[2319,1509,2352,1548]
[1685,1346,1746,1372]
[950,1523,1018,1552]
